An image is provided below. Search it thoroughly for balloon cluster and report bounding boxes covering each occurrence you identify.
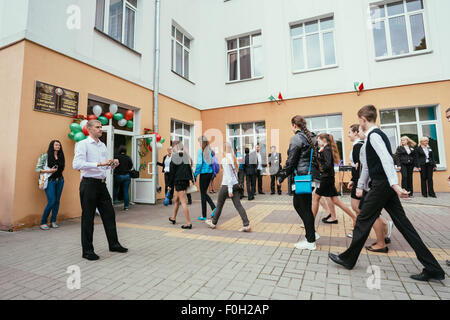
[91,104,134,128]
[68,121,88,142]
[143,128,166,150]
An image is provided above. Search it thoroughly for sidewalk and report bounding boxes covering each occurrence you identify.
[0,192,449,300]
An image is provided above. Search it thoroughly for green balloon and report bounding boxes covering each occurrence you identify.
[70,123,82,133]
[68,132,75,140]
[126,120,133,128]
[160,138,165,143]
[146,137,152,144]
[98,116,108,125]
[113,113,124,121]
[74,132,85,142]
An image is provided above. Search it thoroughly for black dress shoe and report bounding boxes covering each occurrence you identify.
[410,271,445,282]
[323,219,338,224]
[82,252,100,261]
[259,192,265,195]
[328,253,353,270]
[109,245,128,253]
[446,260,450,267]
[169,217,176,224]
[365,245,388,253]
[429,195,437,198]
[181,224,192,229]
[271,192,275,195]
[322,214,331,221]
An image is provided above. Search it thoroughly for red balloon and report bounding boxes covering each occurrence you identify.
[87,114,97,121]
[82,126,89,136]
[125,110,134,121]
[156,133,161,142]
[148,146,153,152]
[104,112,113,120]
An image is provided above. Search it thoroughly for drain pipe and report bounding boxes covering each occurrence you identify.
[153,0,161,193]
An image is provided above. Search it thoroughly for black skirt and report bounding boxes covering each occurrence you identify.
[174,180,190,192]
[316,177,339,197]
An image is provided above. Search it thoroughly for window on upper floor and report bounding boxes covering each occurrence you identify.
[171,25,192,80]
[95,0,137,49]
[370,0,428,59]
[227,33,263,82]
[290,16,336,72]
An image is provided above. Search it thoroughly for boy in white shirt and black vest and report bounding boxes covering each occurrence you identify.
[329,105,444,282]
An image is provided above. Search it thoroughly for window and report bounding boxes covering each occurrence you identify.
[227,33,263,82]
[305,114,344,163]
[95,0,137,49]
[380,106,444,166]
[370,0,428,58]
[171,120,194,158]
[171,25,191,79]
[290,16,336,72]
[227,121,266,158]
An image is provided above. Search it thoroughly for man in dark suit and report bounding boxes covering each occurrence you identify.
[268,146,282,195]
[253,144,266,194]
[243,147,257,201]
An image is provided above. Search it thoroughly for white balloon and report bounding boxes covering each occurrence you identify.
[109,104,118,114]
[93,105,102,117]
[80,120,88,128]
[118,119,127,127]
[156,143,163,149]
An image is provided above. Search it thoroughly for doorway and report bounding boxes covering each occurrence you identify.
[113,134,133,207]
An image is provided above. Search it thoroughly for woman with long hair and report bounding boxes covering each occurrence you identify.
[395,136,417,197]
[277,115,321,251]
[194,136,217,220]
[36,140,65,230]
[416,137,437,198]
[205,142,251,231]
[168,141,194,229]
[313,133,356,226]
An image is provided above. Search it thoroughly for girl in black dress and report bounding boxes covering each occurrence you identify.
[395,136,417,197]
[312,134,356,226]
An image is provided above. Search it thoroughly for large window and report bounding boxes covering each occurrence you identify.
[171,25,191,79]
[227,33,263,82]
[306,114,344,163]
[380,106,443,166]
[290,16,336,72]
[95,0,137,49]
[370,0,428,58]
[227,121,266,158]
[171,120,194,158]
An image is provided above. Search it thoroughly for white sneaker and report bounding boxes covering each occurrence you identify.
[205,219,216,229]
[294,239,316,251]
[347,233,353,238]
[238,225,251,232]
[51,223,59,228]
[387,221,393,238]
[315,232,320,240]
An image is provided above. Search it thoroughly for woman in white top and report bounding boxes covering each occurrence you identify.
[205,142,251,232]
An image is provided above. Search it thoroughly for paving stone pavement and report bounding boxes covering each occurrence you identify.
[0,192,449,300]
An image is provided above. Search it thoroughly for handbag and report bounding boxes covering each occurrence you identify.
[37,154,52,190]
[294,148,313,195]
[163,190,171,206]
[229,163,244,195]
[129,169,140,179]
[186,164,198,194]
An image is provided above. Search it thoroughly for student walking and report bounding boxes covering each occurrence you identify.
[395,136,417,197]
[194,136,216,220]
[268,146,282,195]
[416,137,437,198]
[113,145,133,211]
[36,140,65,230]
[205,142,251,232]
[168,141,194,229]
[244,147,257,201]
[329,105,445,282]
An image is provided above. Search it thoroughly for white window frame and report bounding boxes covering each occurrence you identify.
[289,15,337,73]
[171,24,192,80]
[305,114,345,164]
[370,0,431,60]
[226,32,263,83]
[380,105,446,169]
[171,119,194,159]
[226,121,267,156]
[102,0,137,49]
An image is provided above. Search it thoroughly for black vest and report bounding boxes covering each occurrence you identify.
[351,141,364,182]
[366,128,392,181]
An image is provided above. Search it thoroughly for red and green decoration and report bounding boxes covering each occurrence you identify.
[68,115,89,142]
[354,82,365,96]
[91,104,135,128]
[268,92,284,104]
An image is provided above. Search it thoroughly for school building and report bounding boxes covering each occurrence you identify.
[1,0,449,230]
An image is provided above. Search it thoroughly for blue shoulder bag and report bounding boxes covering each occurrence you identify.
[294,148,313,194]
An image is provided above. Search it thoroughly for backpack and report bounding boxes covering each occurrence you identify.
[212,156,220,176]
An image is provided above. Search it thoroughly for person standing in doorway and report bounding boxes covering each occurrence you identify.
[236,148,246,199]
[416,137,437,198]
[113,145,133,211]
[268,146,282,195]
[194,136,216,220]
[158,146,174,205]
[36,140,65,230]
[73,120,128,261]
[244,147,257,201]
[254,144,265,194]
[395,136,417,198]
[329,105,445,282]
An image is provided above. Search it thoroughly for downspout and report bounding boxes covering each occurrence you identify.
[153,0,161,193]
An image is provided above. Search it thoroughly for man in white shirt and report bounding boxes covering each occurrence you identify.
[255,144,265,194]
[73,120,128,261]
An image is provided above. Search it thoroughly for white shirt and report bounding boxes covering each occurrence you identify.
[221,154,239,193]
[73,136,110,179]
[357,126,398,189]
[422,146,430,163]
[256,152,263,171]
[164,155,172,173]
[404,146,411,155]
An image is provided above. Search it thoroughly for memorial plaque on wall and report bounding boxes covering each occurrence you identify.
[34,81,79,117]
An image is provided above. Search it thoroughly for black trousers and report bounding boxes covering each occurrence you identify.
[293,193,315,243]
[246,174,256,199]
[80,179,120,253]
[212,185,249,227]
[256,170,264,193]
[420,163,435,197]
[339,179,444,276]
[270,175,281,194]
[400,164,414,195]
[199,173,216,217]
